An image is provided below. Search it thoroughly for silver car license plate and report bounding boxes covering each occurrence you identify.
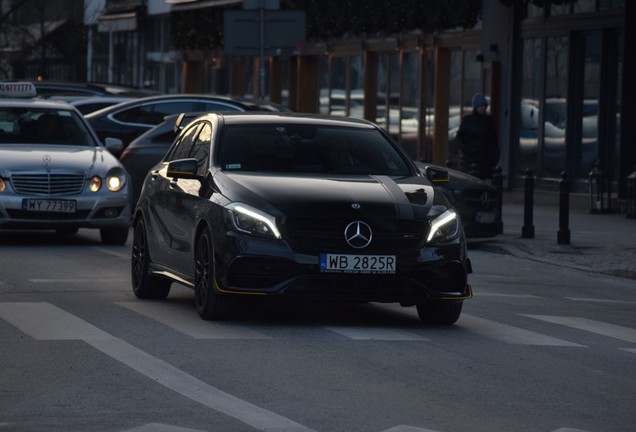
[320,253,396,274]
[22,199,77,213]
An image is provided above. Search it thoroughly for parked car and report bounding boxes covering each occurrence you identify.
[120,101,293,205]
[131,112,473,324]
[413,161,500,238]
[0,82,132,244]
[31,81,159,98]
[68,96,135,115]
[85,94,289,151]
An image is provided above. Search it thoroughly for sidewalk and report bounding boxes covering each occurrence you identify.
[473,192,636,280]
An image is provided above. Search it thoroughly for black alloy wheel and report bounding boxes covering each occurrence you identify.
[416,301,463,325]
[194,227,231,320]
[131,218,171,299]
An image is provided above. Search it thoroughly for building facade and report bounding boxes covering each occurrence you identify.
[2,0,631,208]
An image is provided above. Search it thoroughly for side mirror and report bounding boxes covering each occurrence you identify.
[424,166,450,184]
[104,137,124,156]
[167,158,200,180]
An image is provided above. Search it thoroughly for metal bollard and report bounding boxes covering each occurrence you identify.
[557,171,570,245]
[492,166,504,234]
[522,168,535,239]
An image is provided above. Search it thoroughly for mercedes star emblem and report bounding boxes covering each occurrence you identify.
[344,221,372,249]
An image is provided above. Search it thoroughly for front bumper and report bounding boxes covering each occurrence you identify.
[0,194,131,229]
[214,232,472,304]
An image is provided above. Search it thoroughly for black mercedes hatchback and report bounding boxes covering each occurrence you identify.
[131,112,472,325]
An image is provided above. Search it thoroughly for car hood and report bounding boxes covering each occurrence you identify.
[0,144,121,176]
[217,172,449,220]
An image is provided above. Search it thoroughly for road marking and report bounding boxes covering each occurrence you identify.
[620,348,636,354]
[121,424,208,432]
[326,327,430,341]
[0,302,315,432]
[458,314,585,346]
[522,315,636,344]
[477,292,541,299]
[381,426,441,432]
[565,297,636,305]
[93,246,130,260]
[29,278,128,284]
[117,302,271,340]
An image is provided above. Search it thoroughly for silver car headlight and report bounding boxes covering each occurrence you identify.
[427,209,460,243]
[225,202,282,239]
[105,168,127,192]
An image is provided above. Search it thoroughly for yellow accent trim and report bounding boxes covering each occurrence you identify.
[214,278,267,296]
[439,283,473,301]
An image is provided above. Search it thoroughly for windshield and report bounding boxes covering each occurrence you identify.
[0,107,98,146]
[218,124,412,176]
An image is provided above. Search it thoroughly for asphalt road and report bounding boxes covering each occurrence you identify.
[1,228,635,432]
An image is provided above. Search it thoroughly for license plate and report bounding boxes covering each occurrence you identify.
[475,211,496,223]
[320,253,396,274]
[22,199,77,213]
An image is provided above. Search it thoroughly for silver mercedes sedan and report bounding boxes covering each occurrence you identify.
[0,83,131,244]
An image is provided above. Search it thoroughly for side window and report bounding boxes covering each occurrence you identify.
[113,101,198,125]
[189,123,212,177]
[198,102,243,112]
[165,123,202,162]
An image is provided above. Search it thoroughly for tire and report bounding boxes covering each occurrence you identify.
[131,218,171,300]
[416,301,463,325]
[100,226,130,245]
[194,227,232,320]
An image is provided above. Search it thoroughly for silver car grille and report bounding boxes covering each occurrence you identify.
[10,172,86,196]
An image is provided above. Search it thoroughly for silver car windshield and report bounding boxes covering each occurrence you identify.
[218,125,412,176]
[0,107,98,146]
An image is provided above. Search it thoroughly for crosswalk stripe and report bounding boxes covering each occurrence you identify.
[117,302,272,340]
[326,327,430,341]
[458,314,585,346]
[522,315,636,344]
[0,302,315,432]
[565,297,636,305]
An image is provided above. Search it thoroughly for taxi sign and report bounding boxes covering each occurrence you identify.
[0,82,37,98]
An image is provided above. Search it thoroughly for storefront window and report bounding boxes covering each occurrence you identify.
[349,55,364,119]
[550,4,571,16]
[543,36,569,178]
[329,56,347,116]
[519,38,542,175]
[573,0,596,13]
[400,51,421,157]
[423,50,436,162]
[576,33,601,179]
[376,53,400,136]
[599,0,624,11]
[448,50,462,164]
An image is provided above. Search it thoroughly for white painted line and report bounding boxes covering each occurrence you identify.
[117,302,271,340]
[121,424,208,432]
[620,348,636,354]
[93,246,130,260]
[477,292,541,299]
[326,326,430,341]
[565,297,636,305]
[383,425,437,432]
[458,314,585,347]
[0,302,315,432]
[381,426,441,432]
[522,315,636,344]
[88,337,316,432]
[0,302,111,340]
[29,278,128,284]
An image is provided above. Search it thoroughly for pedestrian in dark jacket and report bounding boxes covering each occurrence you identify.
[456,93,500,180]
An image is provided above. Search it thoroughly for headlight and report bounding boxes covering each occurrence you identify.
[225,202,282,239]
[89,176,102,192]
[106,168,127,192]
[0,178,5,192]
[427,209,460,242]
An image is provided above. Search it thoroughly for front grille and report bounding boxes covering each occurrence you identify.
[10,172,85,196]
[461,189,498,211]
[285,216,426,254]
[6,209,91,220]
